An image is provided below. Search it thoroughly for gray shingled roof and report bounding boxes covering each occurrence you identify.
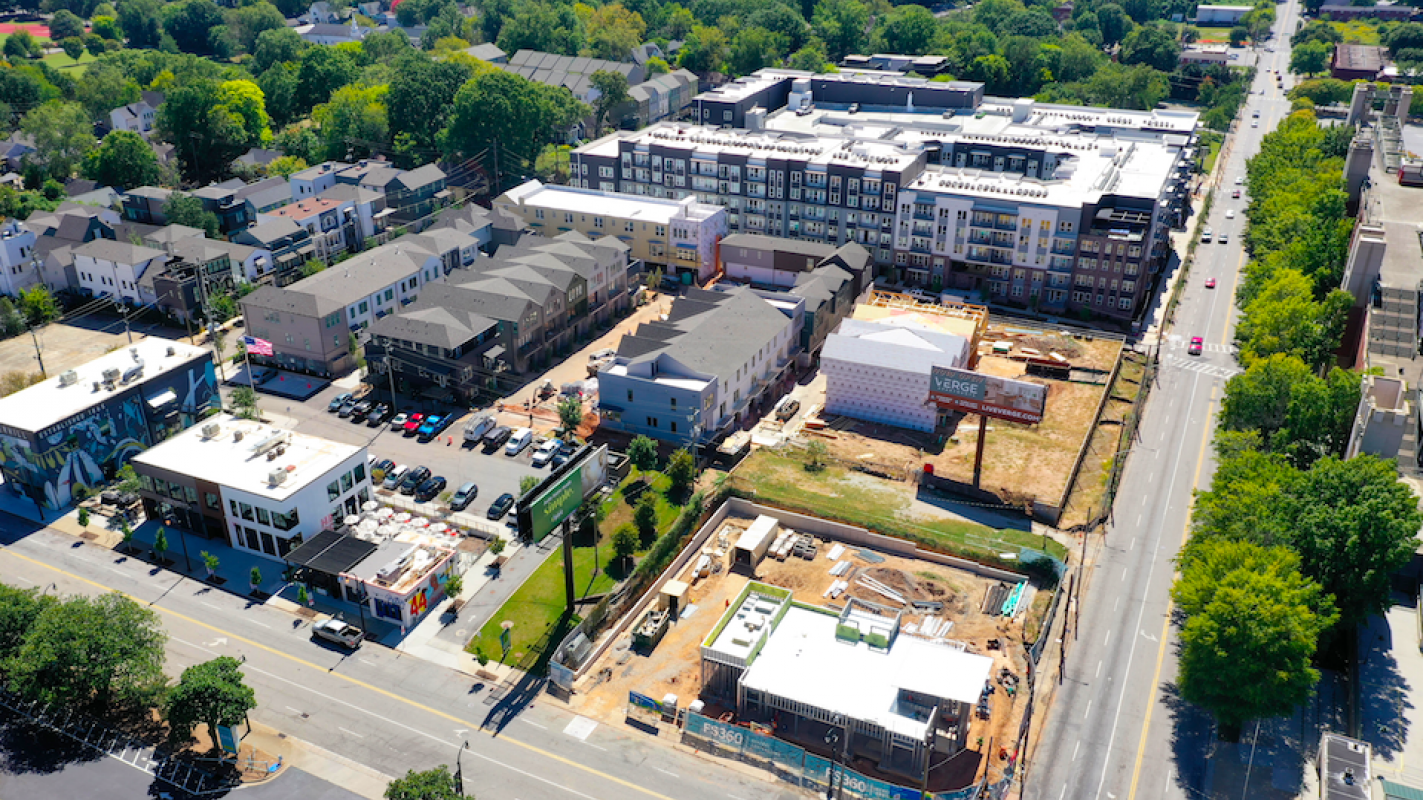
[720,233,837,259]
[367,304,498,350]
[618,287,792,380]
[74,239,167,264]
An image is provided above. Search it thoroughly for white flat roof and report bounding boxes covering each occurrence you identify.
[132,413,364,502]
[503,180,721,224]
[0,337,208,435]
[735,515,778,553]
[740,603,994,739]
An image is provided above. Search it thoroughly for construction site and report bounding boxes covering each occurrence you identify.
[565,504,1043,795]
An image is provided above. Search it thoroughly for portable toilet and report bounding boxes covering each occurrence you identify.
[660,580,689,618]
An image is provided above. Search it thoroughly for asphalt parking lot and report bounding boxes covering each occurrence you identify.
[239,382,547,522]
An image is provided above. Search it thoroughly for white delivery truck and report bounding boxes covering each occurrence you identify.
[464,414,496,445]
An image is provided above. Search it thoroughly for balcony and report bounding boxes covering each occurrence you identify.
[913,206,935,221]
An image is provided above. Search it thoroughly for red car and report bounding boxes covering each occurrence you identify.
[403,412,425,434]
[1231,189,1241,199]
[1188,336,1204,356]
[1205,278,1217,289]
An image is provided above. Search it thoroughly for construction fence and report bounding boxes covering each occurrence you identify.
[681,711,981,800]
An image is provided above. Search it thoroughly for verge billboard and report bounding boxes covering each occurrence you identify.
[520,445,610,541]
[929,366,1047,424]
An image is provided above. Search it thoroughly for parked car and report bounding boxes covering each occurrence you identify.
[311,619,363,649]
[551,441,577,469]
[482,426,512,451]
[372,458,395,477]
[1201,228,1213,243]
[252,367,277,385]
[464,415,496,445]
[449,482,478,511]
[403,413,425,435]
[505,427,534,456]
[1188,336,1204,356]
[389,412,409,431]
[382,464,409,490]
[417,414,445,441]
[338,397,358,417]
[399,466,432,495]
[487,492,515,520]
[774,398,801,421]
[415,476,447,502]
[366,404,390,426]
[350,399,373,421]
[531,438,562,467]
[328,392,353,413]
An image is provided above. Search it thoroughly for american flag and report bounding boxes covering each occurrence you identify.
[242,335,274,357]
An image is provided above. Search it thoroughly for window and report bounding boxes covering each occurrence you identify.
[327,480,340,501]
[627,389,634,402]
[354,463,365,483]
[647,416,658,428]
[205,492,218,510]
[256,507,270,526]
[341,471,354,493]
[670,420,678,434]
[239,502,254,522]
[670,397,677,409]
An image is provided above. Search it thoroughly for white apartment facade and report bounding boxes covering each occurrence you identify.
[73,239,167,305]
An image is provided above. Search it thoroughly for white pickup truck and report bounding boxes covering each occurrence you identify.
[464,414,495,445]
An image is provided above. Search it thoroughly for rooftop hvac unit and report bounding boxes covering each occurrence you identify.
[166,346,176,356]
[101,368,121,383]
[201,423,221,438]
[120,365,143,384]
[57,370,78,387]
[250,431,289,456]
[233,430,244,442]
[267,468,288,485]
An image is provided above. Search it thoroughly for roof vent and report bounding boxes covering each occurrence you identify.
[201,422,221,438]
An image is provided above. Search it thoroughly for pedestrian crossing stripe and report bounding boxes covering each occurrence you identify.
[1161,355,1242,379]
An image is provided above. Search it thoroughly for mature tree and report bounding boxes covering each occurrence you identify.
[1095,2,1130,45]
[1187,431,1300,551]
[0,583,58,663]
[227,1,285,54]
[748,5,809,53]
[812,0,867,62]
[877,4,937,55]
[786,40,832,72]
[158,79,267,184]
[266,154,305,178]
[387,53,471,158]
[677,24,728,73]
[1275,366,1360,469]
[1219,353,1313,447]
[666,448,695,494]
[612,524,639,566]
[1120,25,1180,72]
[3,30,40,60]
[313,82,388,161]
[18,285,58,325]
[1235,270,1351,370]
[439,70,587,183]
[118,0,164,48]
[634,492,658,540]
[163,0,225,54]
[728,26,785,76]
[384,766,474,800]
[295,44,361,113]
[998,7,1058,38]
[164,656,257,745]
[1173,539,1335,741]
[257,63,298,127]
[1286,455,1423,627]
[1290,40,1330,76]
[1055,32,1106,82]
[587,69,630,135]
[966,53,1011,93]
[582,3,645,60]
[627,434,658,471]
[21,101,95,179]
[60,38,85,61]
[83,129,160,188]
[164,193,220,237]
[91,14,122,40]
[556,395,583,438]
[50,9,85,43]
[496,2,584,55]
[8,592,167,708]
[253,26,306,72]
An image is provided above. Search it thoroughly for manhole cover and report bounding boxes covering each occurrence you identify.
[455,629,467,637]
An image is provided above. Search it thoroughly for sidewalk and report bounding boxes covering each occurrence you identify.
[47,507,525,686]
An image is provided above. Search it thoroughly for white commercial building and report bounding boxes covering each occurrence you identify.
[131,414,372,562]
[822,318,970,432]
[495,180,729,283]
[1194,4,1253,23]
[701,583,992,779]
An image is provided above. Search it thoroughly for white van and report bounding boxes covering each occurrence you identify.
[382,464,409,490]
[505,428,534,456]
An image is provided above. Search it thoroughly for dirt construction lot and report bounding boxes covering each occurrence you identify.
[805,327,1123,508]
[567,512,1034,787]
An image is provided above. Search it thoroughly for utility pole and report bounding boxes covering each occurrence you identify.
[27,324,44,376]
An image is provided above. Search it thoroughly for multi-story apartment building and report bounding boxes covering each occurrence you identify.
[495,180,727,282]
[570,69,1197,322]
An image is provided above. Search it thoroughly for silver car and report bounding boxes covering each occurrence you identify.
[311,619,363,649]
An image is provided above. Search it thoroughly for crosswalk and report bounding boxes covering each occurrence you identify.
[1161,354,1242,379]
[1162,336,1237,354]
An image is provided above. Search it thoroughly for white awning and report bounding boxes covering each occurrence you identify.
[146,388,177,408]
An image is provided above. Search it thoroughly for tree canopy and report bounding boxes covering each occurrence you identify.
[165,656,258,745]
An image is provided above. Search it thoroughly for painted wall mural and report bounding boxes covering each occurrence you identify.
[0,358,219,510]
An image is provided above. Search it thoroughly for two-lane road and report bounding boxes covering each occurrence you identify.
[1026,5,1302,798]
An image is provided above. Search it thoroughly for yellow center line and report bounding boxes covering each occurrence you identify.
[0,546,677,800]
[1127,389,1217,799]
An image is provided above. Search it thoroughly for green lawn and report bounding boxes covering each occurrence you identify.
[42,50,97,73]
[729,448,1068,563]
[465,469,688,667]
[1200,131,1224,174]
[1195,26,1237,42]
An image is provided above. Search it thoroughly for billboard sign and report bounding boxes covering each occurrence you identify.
[521,445,610,542]
[929,366,1047,424]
